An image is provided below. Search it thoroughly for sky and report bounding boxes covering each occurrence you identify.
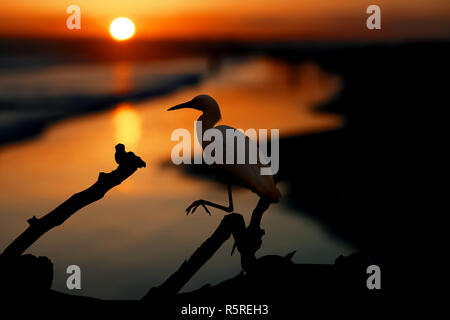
[1,0,449,40]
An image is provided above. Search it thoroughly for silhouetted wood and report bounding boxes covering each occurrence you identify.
[249,198,270,229]
[144,213,245,299]
[1,144,145,259]
[144,199,270,299]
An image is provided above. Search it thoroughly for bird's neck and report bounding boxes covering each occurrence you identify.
[197,108,221,131]
[196,108,221,146]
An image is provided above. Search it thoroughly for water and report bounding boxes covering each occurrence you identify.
[0,55,355,299]
[0,57,208,144]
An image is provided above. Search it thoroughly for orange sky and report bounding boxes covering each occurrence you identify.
[1,0,449,40]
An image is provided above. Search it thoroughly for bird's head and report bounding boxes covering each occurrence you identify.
[115,143,125,153]
[168,95,221,120]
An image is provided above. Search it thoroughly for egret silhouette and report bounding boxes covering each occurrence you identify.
[168,95,281,215]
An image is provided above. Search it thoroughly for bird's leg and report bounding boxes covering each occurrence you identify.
[186,184,234,215]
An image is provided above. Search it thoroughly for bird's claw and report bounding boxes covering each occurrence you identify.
[186,200,211,216]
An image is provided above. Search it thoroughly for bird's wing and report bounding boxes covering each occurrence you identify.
[214,125,270,167]
[212,125,280,202]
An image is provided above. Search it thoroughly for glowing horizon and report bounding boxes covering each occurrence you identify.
[0,0,449,40]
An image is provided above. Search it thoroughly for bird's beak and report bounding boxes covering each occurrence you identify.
[167,100,195,111]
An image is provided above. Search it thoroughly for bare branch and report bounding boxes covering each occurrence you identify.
[1,144,146,259]
[144,198,270,299]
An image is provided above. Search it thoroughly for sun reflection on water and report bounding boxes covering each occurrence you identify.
[113,103,141,149]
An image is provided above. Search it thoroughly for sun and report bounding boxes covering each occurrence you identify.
[110,17,135,41]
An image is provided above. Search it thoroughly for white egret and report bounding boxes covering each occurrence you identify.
[168,95,281,215]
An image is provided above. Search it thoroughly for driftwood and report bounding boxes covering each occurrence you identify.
[0,148,371,305]
[1,144,146,259]
[0,140,271,300]
[144,198,270,299]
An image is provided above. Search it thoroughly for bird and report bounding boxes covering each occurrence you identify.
[168,94,281,215]
[114,143,146,168]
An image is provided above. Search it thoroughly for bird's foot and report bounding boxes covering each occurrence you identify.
[186,200,211,216]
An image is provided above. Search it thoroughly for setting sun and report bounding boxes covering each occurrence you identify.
[109,17,135,41]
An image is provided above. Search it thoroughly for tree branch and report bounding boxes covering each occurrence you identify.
[143,198,271,299]
[144,213,245,299]
[1,144,146,259]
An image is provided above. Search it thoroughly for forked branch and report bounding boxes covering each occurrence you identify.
[143,198,270,299]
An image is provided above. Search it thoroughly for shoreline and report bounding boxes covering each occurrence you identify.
[0,70,206,147]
